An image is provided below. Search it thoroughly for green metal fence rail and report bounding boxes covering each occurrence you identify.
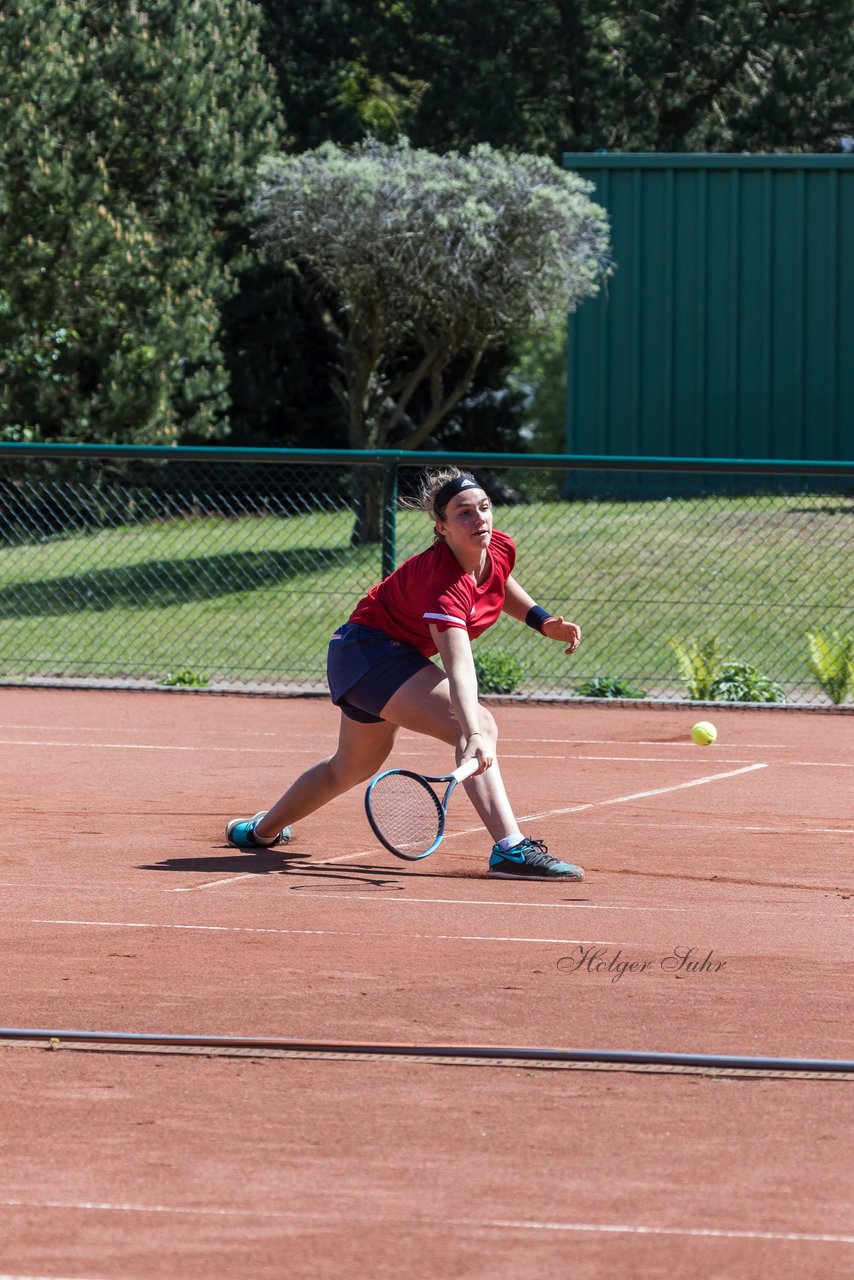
[1,444,852,707]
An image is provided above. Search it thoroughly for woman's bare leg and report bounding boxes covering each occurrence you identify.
[380,664,521,844]
[253,714,398,842]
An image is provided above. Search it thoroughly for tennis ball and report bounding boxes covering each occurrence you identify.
[691,721,717,746]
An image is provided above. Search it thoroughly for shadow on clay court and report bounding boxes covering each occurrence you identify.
[138,853,591,898]
[138,852,294,876]
[139,852,406,889]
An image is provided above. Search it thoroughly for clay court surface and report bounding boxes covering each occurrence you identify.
[1,685,853,1279]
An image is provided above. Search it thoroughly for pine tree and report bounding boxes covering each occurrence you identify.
[0,0,281,443]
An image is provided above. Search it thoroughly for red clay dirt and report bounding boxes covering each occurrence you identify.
[1,686,853,1279]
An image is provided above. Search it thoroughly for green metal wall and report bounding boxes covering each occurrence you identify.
[564,154,854,469]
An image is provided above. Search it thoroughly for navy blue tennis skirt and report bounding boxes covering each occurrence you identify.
[326,622,434,723]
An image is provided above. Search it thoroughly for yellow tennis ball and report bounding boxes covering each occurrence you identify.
[691,721,717,746]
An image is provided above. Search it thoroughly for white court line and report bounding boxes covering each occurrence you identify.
[22,919,623,946]
[189,767,772,883]
[0,737,733,762]
[0,721,281,737]
[519,763,769,822]
[0,726,832,753]
[293,896,846,918]
[520,737,851,756]
[577,817,852,835]
[482,1218,854,1245]
[2,736,847,769]
[0,738,283,755]
[170,874,261,893]
[714,757,849,768]
[576,762,769,807]
[322,763,769,865]
[517,752,852,768]
[0,1275,104,1280]
[779,760,852,768]
[0,723,281,738]
[1,888,847,918]
[0,1197,322,1220]
[0,736,728,762]
[508,753,777,765]
[203,811,850,878]
[0,1200,851,1247]
[745,825,852,834]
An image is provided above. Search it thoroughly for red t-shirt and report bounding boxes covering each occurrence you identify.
[349,529,516,658]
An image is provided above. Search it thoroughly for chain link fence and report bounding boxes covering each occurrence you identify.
[1,445,852,707]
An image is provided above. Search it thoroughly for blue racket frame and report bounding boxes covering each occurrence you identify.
[364,757,480,860]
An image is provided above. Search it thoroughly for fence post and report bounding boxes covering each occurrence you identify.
[380,460,398,580]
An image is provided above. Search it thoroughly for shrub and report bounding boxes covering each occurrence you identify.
[806,629,854,704]
[160,669,210,688]
[575,676,647,699]
[474,650,525,694]
[670,637,724,700]
[709,662,786,704]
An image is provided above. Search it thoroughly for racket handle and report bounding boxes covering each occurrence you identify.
[451,757,481,783]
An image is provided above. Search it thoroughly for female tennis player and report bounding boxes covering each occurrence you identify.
[226,468,585,881]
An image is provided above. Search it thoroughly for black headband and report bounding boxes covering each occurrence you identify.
[434,474,480,512]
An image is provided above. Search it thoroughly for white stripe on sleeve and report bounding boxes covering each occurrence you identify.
[423,611,468,628]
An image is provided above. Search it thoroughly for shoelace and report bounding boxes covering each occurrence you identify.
[518,838,558,866]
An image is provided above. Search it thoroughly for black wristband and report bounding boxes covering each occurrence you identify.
[525,605,554,634]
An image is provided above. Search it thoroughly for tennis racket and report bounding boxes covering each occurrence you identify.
[364,757,480,860]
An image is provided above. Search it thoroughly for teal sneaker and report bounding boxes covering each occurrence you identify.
[225,812,291,850]
[488,837,584,881]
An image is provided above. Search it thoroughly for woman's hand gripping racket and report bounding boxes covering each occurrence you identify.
[364,757,480,860]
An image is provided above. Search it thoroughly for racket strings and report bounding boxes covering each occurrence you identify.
[369,772,443,857]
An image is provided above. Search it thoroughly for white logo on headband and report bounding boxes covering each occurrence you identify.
[435,474,481,509]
